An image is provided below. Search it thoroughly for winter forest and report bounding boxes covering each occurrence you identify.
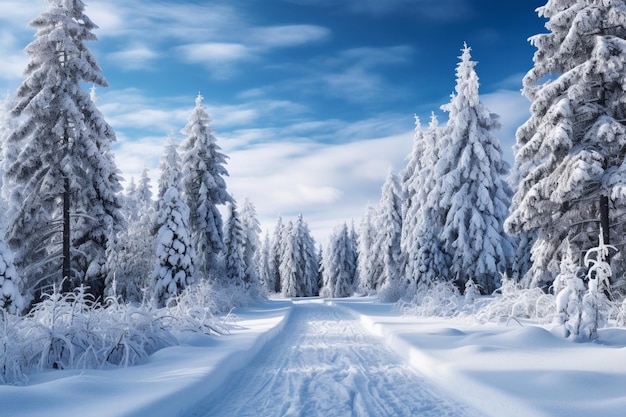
[1,0,626,396]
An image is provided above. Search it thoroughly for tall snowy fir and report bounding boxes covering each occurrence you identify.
[356,205,379,293]
[241,199,262,294]
[257,233,272,293]
[105,172,155,303]
[437,44,513,293]
[4,0,123,300]
[373,170,404,302]
[223,201,246,289]
[269,217,285,293]
[321,223,357,298]
[279,216,318,298]
[410,115,448,288]
[506,0,626,289]
[152,138,193,308]
[180,94,232,280]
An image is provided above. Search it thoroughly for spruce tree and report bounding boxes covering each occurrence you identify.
[241,198,262,291]
[4,0,123,299]
[152,137,193,308]
[506,0,626,288]
[180,94,232,280]
[373,170,404,301]
[322,223,357,298]
[437,44,513,293]
[224,201,246,288]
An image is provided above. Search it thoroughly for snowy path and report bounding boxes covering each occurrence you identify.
[185,299,478,417]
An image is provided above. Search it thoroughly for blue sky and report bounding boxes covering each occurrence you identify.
[0,0,546,244]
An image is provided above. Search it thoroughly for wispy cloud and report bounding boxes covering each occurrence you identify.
[278,0,473,20]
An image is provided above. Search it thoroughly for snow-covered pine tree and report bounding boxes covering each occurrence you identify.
[277,216,318,298]
[373,170,404,302]
[356,205,378,293]
[322,223,357,298]
[410,114,448,288]
[257,232,272,293]
[4,0,123,300]
[223,201,246,289]
[269,216,285,293]
[105,171,156,303]
[437,43,513,294]
[506,0,626,288]
[292,215,319,297]
[152,137,193,308]
[241,198,262,292]
[180,94,232,280]
[279,220,297,297]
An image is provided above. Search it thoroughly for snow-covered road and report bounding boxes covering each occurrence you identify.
[186,299,478,417]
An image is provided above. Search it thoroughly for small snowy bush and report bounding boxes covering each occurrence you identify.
[475,277,555,324]
[399,280,460,317]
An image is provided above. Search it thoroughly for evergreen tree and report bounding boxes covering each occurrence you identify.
[241,198,262,291]
[4,0,123,299]
[322,223,357,298]
[105,172,155,303]
[180,94,232,280]
[373,170,404,301]
[356,205,378,293]
[279,221,297,297]
[506,0,626,288]
[437,44,513,294]
[269,216,284,293]
[410,114,448,288]
[152,138,193,308]
[223,201,246,288]
[257,232,272,293]
[278,216,318,298]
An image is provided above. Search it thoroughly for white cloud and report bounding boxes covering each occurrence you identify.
[251,25,331,48]
[107,45,159,70]
[179,43,252,63]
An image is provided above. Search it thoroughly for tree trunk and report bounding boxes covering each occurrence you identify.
[62,176,71,293]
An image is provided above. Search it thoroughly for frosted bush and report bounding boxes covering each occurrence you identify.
[475,278,555,324]
[399,280,460,317]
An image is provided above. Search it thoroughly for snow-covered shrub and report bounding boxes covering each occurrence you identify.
[553,243,586,337]
[0,309,26,384]
[399,280,460,317]
[464,278,480,306]
[159,279,229,335]
[616,298,626,327]
[578,232,616,340]
[475,277,555,324]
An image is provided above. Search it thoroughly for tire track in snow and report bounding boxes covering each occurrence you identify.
[186,300,478,417]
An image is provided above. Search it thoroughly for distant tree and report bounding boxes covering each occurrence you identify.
[152,138,193,308]
[223,201,246,288]
[105,172,155,303]
[279,221,297,297]
[373,170,404,301]
[409,114,447,288]
[506,0,626,288]
[437,43,513,294]
[241,198,262,292]
[257,232,272,293]
[278,216,318,298]
[322,223,357,298]
[180,94,232,280]
[269,216,285,293]
[356,205,379,293]
[4,0,123,299]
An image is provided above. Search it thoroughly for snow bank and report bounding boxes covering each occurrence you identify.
[335,297,626,417]
[0,300,292,417]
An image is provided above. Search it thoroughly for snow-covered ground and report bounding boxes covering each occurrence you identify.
[1,297,625,417]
